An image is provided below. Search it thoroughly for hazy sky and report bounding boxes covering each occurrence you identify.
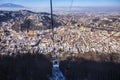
[0,0,120,7]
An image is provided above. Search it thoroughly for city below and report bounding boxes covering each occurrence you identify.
[0,2,120,80]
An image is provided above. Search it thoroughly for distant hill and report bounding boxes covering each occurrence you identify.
[0,10,62,31]
[0,3,25,8]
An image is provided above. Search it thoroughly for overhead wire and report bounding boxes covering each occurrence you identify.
[50,0,56,53]
[49,0,74,42]
[68,0,74,26]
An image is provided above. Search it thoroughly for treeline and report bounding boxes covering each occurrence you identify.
[60,52,120,80]
[0,53,52,80]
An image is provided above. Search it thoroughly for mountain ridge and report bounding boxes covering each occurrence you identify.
[0,3,25,8]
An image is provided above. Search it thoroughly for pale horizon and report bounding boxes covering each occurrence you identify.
[0,0,120,8]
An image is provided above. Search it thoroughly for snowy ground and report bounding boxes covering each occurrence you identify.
[49,67,65,80]
[49,58,65,80]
